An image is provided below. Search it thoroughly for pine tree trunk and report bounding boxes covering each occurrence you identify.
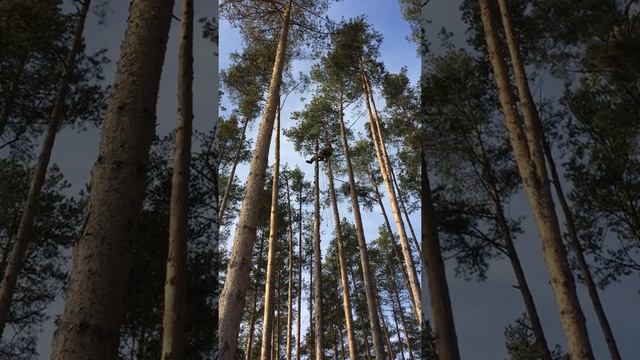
[285,178,294,360]
[377,291,394,359]
[260,103,281,360]
[478,1,594,358]
[218,117,249,221]
[360,66,422,326]
[312,139,323,360]
[160,0,193,357]
[296,189,303,360]
[421,141,461,359]
[388,261,414,360]
[276,273,281,360]
[367,164,414,317]
[50,1,174,357]
[541,130,622,360]
[389,293,406,360]
[496,1,620,358]
[218,2,292,357]
[0,55,28,139]
[391,170,422,259]
[325,155,359,360]
[246,234,267,360]
[337,90,385,360]
[0,0,91,335]
[472,131,553,360]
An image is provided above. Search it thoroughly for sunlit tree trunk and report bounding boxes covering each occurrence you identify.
[312,139,323,360]
[285,177,294,360]
[50,0,174,357]
[478,1,594,358]
[218,3,292,357]
[260,102,281,360]
[245,234,266,360]
[360,65,422,324]
[296,188,303,360]
[326,153,359,360]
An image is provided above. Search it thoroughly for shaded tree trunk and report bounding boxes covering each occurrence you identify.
[421,140,460,359]
[478,1,594,358]
[260,102,281,360]
[388,260,414,360]
[218,2,292,357]
[325,154,359,360]
[160,0,193,357]
[360,66,422,325]
[0,0,91,335]
[50,0,174,358]
[218,117,249,221]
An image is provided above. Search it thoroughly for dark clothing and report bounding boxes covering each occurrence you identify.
[306,145,333,164]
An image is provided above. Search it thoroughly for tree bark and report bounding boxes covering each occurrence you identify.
[245,233,266,360]
[337,89,385,360]
[218,2,291,357]
[496,1,621,358]
[0,0,91,335]
[312,139,323,360]
[360,66,422,326]
[421,141,461,359]
[325,155,359,360]
[473,133,553,360]
[388,261,414,360]
[50,0,174,358]
[218,117,249,221]
[478,1,594,358]
[285,176,294,360]
[296,188,303,360]
[161,0,193,357]
[260,102,281,360]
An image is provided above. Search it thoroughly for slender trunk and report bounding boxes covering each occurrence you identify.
[391,170,422,258]
[332,326,340,360]
[362,316,372,360]
[260,102,281,360]
[377,291,394,359]
[478,1,594,358]
[218,117,250,221]
[0,56,28,138]
[337,312,347,360]
[51,0,173,357]
[472,132,553,360]
[421,143,460,359]
[285,178,294,360]
[218,3,291,357]
[276,273,281,360]
[360,66,422,325]
[389,289,406,360]
[0,0,92,336]
[499,1,620,357]
[388,261,414,360]
[541,131,622,360]
[312,140,323,360]
[246,234,267,360]
[326,155,359,360]
[296,189,302,360]
[367,164,413,316]
[337,90,385,359]
[160,0,193,357]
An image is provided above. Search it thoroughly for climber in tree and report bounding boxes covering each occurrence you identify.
[306,143,333,164]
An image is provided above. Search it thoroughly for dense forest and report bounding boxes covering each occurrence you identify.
[0,0,638,359]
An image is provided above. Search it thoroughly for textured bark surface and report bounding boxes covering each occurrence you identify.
[285,178,294,360]
[296,189,302,360]
[160,0,193,358]
[337,99,385,359]
[361,67,422,324]
[312,140,323,360]
[421,141,460,360]
[474,135,553,360]
[0,0,91,335]
[479,0,594,358]
[260,104,281,360]
[50,0,174,358]
[326,156,359,360]
[217,3,291,358]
